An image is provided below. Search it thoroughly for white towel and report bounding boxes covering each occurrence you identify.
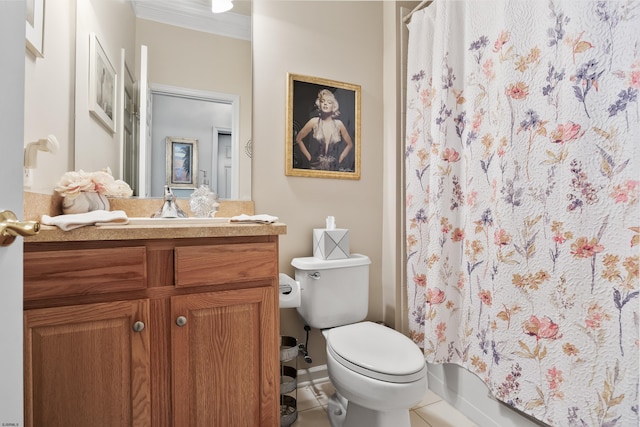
[41,210,129,231]
[229,214,279,224]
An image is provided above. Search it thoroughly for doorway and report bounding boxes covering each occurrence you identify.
[214,129,232,199]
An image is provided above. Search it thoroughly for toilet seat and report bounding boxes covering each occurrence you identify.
[326,321,426,383]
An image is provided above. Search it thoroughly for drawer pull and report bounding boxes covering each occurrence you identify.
[132,321,145,332]
[176,316,187,327]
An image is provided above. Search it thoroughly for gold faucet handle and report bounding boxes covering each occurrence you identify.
[0,210,40,247]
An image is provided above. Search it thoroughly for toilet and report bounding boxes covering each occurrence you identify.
[292,254,427,427]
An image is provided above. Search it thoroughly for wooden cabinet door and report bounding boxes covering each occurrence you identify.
[171,286,278,427]
[24,300,151,427]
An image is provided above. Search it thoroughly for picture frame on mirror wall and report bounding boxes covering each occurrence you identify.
[89,33,117,133]
[26,0,45,57]
[285,73,361,180]
[166,137,198,189]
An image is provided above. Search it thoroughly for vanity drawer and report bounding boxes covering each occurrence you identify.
[175,242,278,288]
[24,247,147,300]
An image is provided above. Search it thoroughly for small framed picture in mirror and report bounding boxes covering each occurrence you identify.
[26,0,44,57]
[166,137,198,189]
[89,33,117,133]
[286,73,361,180]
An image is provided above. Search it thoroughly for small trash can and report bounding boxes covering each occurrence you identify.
[280,336,298,426]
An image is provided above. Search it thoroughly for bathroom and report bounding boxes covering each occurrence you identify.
[2,1,638,426]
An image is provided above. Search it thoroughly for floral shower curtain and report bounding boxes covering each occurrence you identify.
[405,1,639,426]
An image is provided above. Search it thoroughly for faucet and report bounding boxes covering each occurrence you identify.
[152,186,187,218]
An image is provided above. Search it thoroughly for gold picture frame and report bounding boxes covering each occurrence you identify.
[166,137,198,189]
[286,73,361,179]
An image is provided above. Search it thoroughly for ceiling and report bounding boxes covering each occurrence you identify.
[130,0,252,41]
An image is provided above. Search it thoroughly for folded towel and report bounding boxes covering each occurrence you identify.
[41,210,129,231]
[229,214,279,224]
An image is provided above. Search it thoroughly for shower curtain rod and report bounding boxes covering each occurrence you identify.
[403,0,431,23]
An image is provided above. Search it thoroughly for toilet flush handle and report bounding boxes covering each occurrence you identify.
[308,272,321,280]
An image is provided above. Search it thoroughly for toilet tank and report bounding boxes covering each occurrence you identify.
[292,254,371,329]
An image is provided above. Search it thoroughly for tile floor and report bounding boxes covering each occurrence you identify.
[289,380,478,427]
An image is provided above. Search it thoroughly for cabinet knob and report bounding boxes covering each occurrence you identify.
[132,321,145,332]
[176,316,187,327]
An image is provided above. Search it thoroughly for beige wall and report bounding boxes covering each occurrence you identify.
[253,1,386,367]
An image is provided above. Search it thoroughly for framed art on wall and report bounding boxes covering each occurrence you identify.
[26,0,44,57]
[286,73,361,179]
[166,137,198,189]
[89,33,117,133]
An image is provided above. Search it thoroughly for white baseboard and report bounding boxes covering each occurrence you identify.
[297,364,329,387]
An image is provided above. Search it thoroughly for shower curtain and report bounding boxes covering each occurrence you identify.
[405,1,639,426]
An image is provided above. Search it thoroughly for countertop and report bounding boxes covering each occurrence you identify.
[25,221,287,243]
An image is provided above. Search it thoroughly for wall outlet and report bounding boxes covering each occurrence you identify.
[23,168,33,188]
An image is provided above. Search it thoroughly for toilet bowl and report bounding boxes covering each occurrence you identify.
[323,322,427,427]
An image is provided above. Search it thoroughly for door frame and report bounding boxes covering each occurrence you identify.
[212,126,232,199]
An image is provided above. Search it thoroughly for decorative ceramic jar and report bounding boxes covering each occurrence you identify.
[61,192,110,215]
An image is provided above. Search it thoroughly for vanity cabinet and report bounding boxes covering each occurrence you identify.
[23,234,281,427]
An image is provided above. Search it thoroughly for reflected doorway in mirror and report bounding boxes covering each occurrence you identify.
[149,85,241,199]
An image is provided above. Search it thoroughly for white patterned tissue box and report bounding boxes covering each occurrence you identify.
[313,229,350,260]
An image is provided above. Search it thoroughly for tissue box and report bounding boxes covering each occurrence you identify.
[313,228,350,260]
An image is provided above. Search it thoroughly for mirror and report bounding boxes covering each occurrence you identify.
[73,0,252,199]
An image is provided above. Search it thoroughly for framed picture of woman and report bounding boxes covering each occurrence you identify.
[286,73,361,179]
[166,137,198,188]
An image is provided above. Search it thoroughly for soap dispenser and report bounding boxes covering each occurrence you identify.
[189,170,220,217]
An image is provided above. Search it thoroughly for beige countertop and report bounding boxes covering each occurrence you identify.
[25,221,287,243]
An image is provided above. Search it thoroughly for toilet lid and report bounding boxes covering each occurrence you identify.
[327,321,426,383]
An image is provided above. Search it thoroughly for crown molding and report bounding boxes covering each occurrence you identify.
[131,1,251,41]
